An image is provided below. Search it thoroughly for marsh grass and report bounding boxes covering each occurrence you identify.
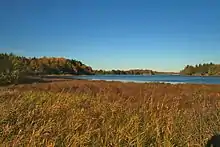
[1,80,220,146]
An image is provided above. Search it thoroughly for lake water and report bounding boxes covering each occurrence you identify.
[71,75,220,85]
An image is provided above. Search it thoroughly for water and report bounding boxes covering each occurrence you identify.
[71,75,220,85]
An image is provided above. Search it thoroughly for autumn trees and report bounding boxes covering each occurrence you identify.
[1,53,220,85]
[0,53,94,85]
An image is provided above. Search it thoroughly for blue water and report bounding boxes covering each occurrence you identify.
[71,75,220,85]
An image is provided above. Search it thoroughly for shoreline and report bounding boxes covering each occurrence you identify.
[19,75,219,87]
[38,75,220,85]
[4,75,220,95]
[42,73,220,77]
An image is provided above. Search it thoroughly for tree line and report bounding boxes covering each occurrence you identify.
[1,53,220,85]
[94,69,155,75]
[0,53,94,85]
[180,63,220,76]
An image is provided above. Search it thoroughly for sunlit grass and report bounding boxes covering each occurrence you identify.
[1,81,220,146]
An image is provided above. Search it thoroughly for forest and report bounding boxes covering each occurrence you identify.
[180,63,220,76]
[0,53,94,85]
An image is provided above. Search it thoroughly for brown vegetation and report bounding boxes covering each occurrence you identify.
[1,80,220,146]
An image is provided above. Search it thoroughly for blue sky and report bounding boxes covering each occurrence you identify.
[0,0,219,72]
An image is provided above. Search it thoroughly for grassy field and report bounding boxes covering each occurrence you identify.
[1,79,220,146]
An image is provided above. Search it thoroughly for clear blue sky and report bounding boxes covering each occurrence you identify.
[0,0,220,72]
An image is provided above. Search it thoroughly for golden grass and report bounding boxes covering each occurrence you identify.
[1,80,220,146]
